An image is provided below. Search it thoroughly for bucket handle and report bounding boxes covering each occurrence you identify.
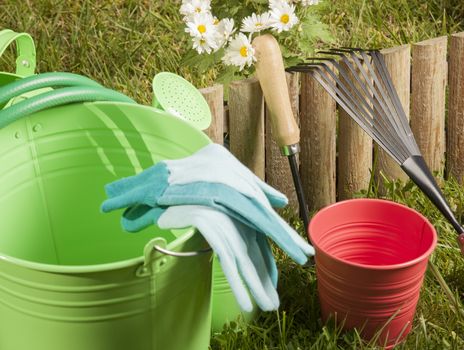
[137,237,212,277]
[0,29,36,76]
[153,245,212,257]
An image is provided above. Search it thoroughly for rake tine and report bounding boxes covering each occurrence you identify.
[369,51,421,155]
[371,51,416,136]
[339,46,381,52]
[367,51,416,151]
[290,54,412,161]
[358,50,418,156]
[331,52,411,160]
[316,50,351,57]
[314,62,406,161]
[310,67,401,162]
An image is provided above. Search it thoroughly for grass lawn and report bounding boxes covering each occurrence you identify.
[0,0,463,349]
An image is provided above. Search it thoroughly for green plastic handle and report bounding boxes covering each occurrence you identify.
[0,29,36,76]
[0,86,136,129]
[0,72,102,106]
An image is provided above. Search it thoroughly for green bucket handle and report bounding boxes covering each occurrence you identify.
[0,29,36,76]
[137,236,212,277]
[0,85,135,129]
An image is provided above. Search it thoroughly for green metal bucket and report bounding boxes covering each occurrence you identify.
[211,256,259,333]
[0,101,213,350]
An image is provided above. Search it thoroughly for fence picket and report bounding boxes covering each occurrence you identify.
[200,84,224,144]
[411,36,447,175]
[229,77,265,179]
[375,45,411,190]
[300,69,337,210]
[447,32,464,183]
[338,61,373,200]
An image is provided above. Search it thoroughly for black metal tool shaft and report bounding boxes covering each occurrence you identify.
[288,153,309,230]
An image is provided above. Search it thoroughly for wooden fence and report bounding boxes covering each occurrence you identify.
[199,32,464,213]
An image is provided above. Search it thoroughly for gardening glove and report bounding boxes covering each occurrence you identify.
[101,144,314,264]
[122,203,278,287]
[104,143,288,208]
[123,204,279,312]
[103,182,312,264]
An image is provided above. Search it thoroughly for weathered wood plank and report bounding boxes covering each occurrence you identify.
[300,70,337,210]
[200,84,224,144]
[375,44,411,189]
[447,32,464,183]
[229,77,265,179]
[338,61,373,199]
[411,36,447,174]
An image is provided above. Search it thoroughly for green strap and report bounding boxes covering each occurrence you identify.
[0,29,36,76]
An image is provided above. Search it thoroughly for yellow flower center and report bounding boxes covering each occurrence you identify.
[255,22,262,27]
[197,24,206,34]
[280,14,290,24]
[214,18,219,25]
[200,39,206,45]
[195,7,201,13]
[239,46,248,57]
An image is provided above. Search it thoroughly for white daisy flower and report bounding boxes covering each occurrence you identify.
[180,0,211,20]
[222,33,256,71]
[185,12,217,39]
[215,18,236,47]
[191,35,219,54]
[269,0,289,8]
[241,12,271,33]
[269,2,299,33]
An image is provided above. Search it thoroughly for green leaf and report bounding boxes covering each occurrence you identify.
[181,48,225,73]
[297,13,334,55]
[216,65,241,100]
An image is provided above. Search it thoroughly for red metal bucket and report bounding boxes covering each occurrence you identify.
[308,199,437,348]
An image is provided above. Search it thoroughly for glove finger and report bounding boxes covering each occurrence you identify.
[253,174,288,208]
[158,205,254,312]
[275,214,315,256]
[159,183,310,264]
[222,219,279,311]
[104,163,168,198]
[121,205,165,232]
[101,186,155,213]
[233,223,279,309]
[255,234,279,288]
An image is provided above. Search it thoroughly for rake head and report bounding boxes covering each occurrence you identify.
[288,48,421,165]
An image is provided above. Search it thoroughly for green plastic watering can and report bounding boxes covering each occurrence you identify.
[0,77,213,350]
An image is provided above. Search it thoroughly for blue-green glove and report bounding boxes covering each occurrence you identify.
[123,204,279,312]
[101,144,314,264]
[123,203,278,287]
[103,181,312,264]
[104,144,288,208]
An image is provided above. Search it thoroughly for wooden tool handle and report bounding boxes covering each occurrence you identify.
[253,34,300,147]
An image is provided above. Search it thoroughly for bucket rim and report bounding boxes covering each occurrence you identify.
[308,198,438,270]
[0,227,197,274]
